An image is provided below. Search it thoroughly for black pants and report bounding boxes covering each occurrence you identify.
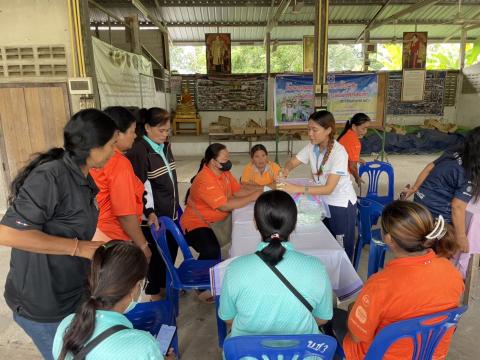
[142,225,179,295]
[184,227,221,260]
[323,201,357,261]
[323,308,349,347]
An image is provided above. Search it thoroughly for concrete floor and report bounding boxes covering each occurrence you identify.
[0,153,478,359]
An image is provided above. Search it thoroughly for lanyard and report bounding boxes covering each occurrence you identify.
[143,136,174,182]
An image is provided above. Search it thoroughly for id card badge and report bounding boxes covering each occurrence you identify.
[156,324,176,355]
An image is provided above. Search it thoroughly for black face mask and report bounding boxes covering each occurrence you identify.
[218,160,232,172]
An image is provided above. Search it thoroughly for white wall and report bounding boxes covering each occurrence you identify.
[457,94,480,128]
[0,0,73,81]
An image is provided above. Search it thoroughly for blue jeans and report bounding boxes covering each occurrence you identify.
[13,313,60,360]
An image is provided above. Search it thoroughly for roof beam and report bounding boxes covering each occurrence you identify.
[150,0,479,6]
[130,0,168,33]
[265,0,292,37]
[356,0,393,43]
[370,0,441,29]
[96,19,456,27]
[171,36,477,46]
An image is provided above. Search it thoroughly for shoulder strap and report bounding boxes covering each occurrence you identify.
[73,325,128,360]
[255,251,313,313]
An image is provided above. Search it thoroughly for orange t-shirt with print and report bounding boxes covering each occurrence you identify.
[90,149,144,240]
[241,160,281,186]
[343,250,464,360]
[181,165,241,232]
[339,129,361,163]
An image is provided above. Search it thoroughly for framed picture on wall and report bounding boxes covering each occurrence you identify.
[402,32,428,70]
[303,36,314,73]
[205,33,231,75]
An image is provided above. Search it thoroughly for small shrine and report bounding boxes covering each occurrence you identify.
[173,88,202,135]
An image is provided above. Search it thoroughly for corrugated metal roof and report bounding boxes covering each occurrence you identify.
[90,2,480,43]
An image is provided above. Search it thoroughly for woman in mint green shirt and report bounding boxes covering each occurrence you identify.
[219,190,333,337]
[53,241,173,360]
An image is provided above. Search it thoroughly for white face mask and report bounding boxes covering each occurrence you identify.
[123,282,142,314]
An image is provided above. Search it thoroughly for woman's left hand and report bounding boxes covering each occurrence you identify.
[165,348,176,359]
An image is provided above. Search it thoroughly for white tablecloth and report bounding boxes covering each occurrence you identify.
[211,203,363,301]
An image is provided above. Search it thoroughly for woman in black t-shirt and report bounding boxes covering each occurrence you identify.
[402,126,480,254]
[0,109,117,360]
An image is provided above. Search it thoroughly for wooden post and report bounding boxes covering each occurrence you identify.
[363,30,370,72]
[125,15,141,55]
[78,0,101,108]
[313,0,329,109]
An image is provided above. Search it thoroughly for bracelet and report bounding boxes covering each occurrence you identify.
[304,185,309,194]
[70,238,79,256]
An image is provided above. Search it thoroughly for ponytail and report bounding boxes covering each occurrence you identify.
[431,223,460,259]
[337,113,371,142]
[337,120,353,142]
[254,190,297,266]
[259,234,287,266]
[59,241,147,359]
[58,298,97,360]
[8,148,64,205]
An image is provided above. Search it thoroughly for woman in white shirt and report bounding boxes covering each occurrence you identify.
[279,110,357,260]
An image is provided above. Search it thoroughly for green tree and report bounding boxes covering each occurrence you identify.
[271,45,303,73]
[231,46,265,73]
[369,44,402,71]
[328,44,363,71]
[465,38,480,67]
[170,45,206,74]
[426,43,460,69]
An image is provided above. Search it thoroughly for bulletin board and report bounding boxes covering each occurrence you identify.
[196,75,267,111]
[386,71,446,116]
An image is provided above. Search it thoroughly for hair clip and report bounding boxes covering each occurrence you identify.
[426,215,447,241]
[270,233,280,240]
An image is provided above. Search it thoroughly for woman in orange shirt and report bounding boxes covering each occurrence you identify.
[90,107,151,262]
[181,143,262,261]
[331,201,464,360]
[241,144,281,187]
[337,113,370,187]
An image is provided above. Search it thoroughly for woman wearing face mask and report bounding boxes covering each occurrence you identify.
[0,109,117,360]
[279,111,357,260]
[337,113,370,187]
[181,143,262,262]
[90,107,151,262]
[53,241,175,360]
[127,107,179,301]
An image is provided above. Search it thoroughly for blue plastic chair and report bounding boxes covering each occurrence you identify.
[364,306,467,359]
[354,198,387,277]
[359,161,395,206]
[224,334,338,360]
[215,295,228,347]
[125,299,179,355]
[152,217,221,314]
[174,206,183,231]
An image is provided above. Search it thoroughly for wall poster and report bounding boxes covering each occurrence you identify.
[327,73,379,123]
[402,32,428,70]
[205,33,231,75]
[274,75,314,126]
